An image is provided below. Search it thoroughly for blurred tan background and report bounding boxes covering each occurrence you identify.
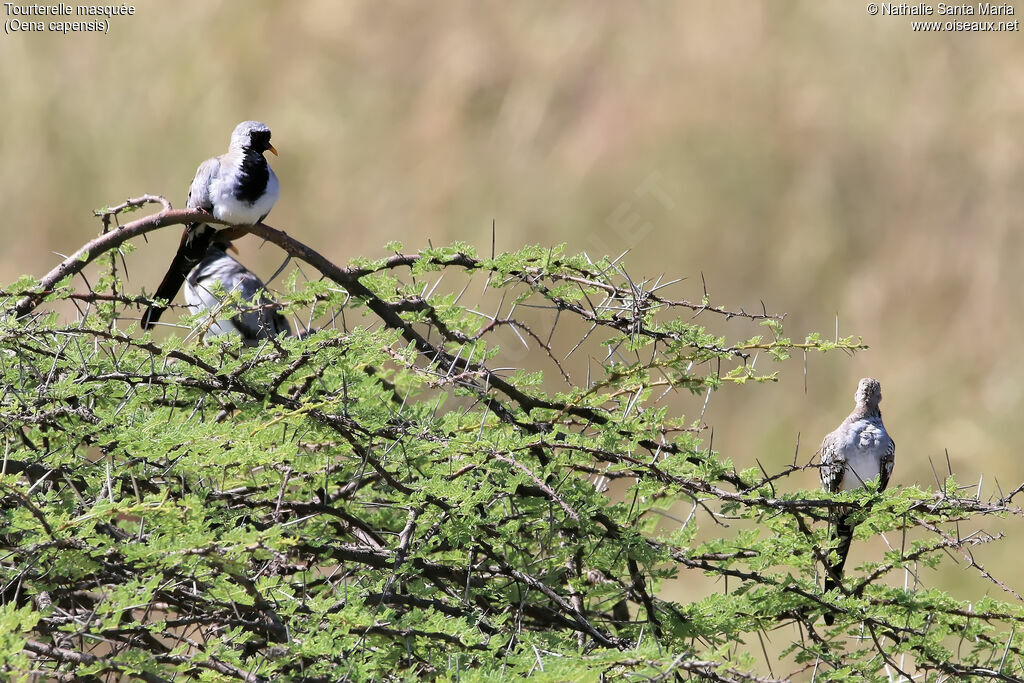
[3,2,1023,608]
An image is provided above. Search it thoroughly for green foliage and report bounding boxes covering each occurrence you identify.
[0,241,1022,682]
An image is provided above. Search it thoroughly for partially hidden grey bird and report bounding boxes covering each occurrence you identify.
[141,120,279,330]
[184,239,291,345]
[819,377,895,625]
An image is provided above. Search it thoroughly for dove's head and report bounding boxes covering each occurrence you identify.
[230,121,277,156]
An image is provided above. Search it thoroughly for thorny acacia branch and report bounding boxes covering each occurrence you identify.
[1,198,1022,681]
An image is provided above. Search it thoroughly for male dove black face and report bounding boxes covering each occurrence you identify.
[141,121,280,330]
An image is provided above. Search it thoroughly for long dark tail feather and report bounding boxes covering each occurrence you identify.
[823,513,855,625]
[141,225,214,329]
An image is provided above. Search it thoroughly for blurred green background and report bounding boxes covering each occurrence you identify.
[3,2,1023,610]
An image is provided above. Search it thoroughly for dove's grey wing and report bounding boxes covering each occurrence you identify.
[819,430,846,494]
[142,157,221,329]
[877,436,895,493]
[820,426,853,613]
[186,157,221,212]
[228,270,292,343]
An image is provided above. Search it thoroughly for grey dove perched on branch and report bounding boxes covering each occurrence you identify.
[819,377,895,625]
[184,240,291,345]
[141,121,279,329]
